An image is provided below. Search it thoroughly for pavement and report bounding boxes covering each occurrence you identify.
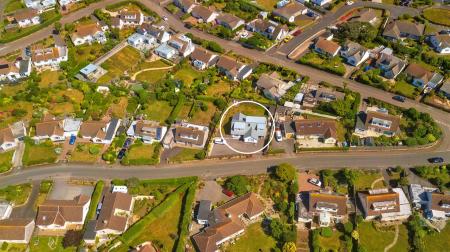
[12,142,25,168]
[9,180,40,219]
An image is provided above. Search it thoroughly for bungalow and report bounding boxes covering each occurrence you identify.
[374,48,406,79]
[58,0,81,7]
[191,5,218,23]
[31,44,68,68]
[126,120,167,144]
[246,19,288,41]
[137,24,171,43]
[340,41,370,66]
[0,219,35,244]
[355,107,400,137]
[311,0,332,6]
[127,32,157,51]
[216,56,252,81]
[294,119,337,145]
[79,63,107,82]
[34,118,65,142]
[12,8,40,27]
[216,13,245,31]
[314,37,341,57]
[358,188,411,221]
[173,0,196,13]
[63,118,82,137]
[231,113,267,143]
[0,58,32,83]
[272,2,307,23]
[429,34,450,54]
[24,0,56,11]
[424,192,450,221]
[315,87,345,103]
[154,44,178,60]
[79,118,121,144]
[439,79,450,99]
[0,122,27,152]
[192,193,265,252]
[256,72,294,100]
[71,23,107,46]
[190,48,219,70]
[350,8,378,25]
[297,191,348,227]
[36,195,90,230]
[382,20,424,41]
[111,10,144,29]
[167,34,195,57]
[404,63,444,90]
[172,123,209,148]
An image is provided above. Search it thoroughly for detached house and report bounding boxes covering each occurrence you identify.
[172,123,209,148]
[71,23,107,46]
[167,34,195,57]
[231,113,267,143]
[439,79,450,99]
[358,188,411,221]
[192,193,265,252]
[111,10,144,29]
[0,122,27,152]
[350,8,378,25]
[0,58,32,82]
[256,72,294,100]
[24,0,56,11]
[190,48,219,70]
[216,13,245,31]
[34,118,65,142]
[36,195,90,230]
[374,48,406,79]
[246,19,288,41]
[127,32,157,51]
[272,2,307,23]
[12,8,40,27]
[126,120,167,144]
[294,119,337,145]
[174,0,196,13]
[424,192,450,221]
[79,118,121,144]
[216,56,252,81]
[355,107,400,137]
[191,5,218,23]
[297,192,348,227]
[137,24,171,43]
[383,20,424,41]
[31,44,68,69]
[314,37,341,57]
[340,41,370,66]
[0,219,35,244]
[404,63,443,90]
[429,34,450,54]
[311,0,332,6]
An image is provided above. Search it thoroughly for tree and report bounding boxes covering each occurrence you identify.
[336,21,377,43]
[224,175,249,195]
[282,242,296,252]
[274,163,297,182]
[62,230,82,248]
[320,227,333,237]
[269,219,284,240]
[54,21,62,33]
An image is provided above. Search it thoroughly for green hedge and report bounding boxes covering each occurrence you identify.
[111,177,197,187]
[0,12,62,43]
[166,95,185,124]
[84,180,104,225]
[174,180,198,251]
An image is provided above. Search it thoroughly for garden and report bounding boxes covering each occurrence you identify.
[412,164,449,190]
[98,46,142,83]
[357,222,409,252]
[121,142,161,165]
[298,52,346,76]
[0,150,14,174]
[0,183,32,205]
[22,139,59,167]
[225,222,277,251]
[69,143,103,163]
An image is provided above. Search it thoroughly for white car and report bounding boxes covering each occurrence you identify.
[346,1,354,5]
[214,137,226,145]
[163,16,168,21]
[240,31,249,39]
[275,130,282,142]
[308,178,322,187]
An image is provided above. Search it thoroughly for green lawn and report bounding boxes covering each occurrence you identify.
[23,141,58,167]
[169,148,202,163]
[317,229,343,251]
[144,100,173,123]
[0,150,14,173]
[392,80,419,99]
[298,52,346,76]
[135,68,170,84]
[122,142,160,165]
[389,224,410,252]
[206,80,232,96]
[358,222,395,252]
[225,222,277,251]
[173,64,203,87]
[0,243,27,252]
[423,8,450,26]
[188,101,217,125]
[353,170,383,191]
[69,143,103,163]
[29,236,76,252]
[0,183,32,205]
[99,46,142,83]
[136,59,172,71]
[423,221,450,252]
[255,0,277,11]
[4,0,25,13]
[39,70,63,88]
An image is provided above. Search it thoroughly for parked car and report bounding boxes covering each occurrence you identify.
[223,189,234,197]
[346,1,354,5]
[117,148,127,160]
[308,178,322,187]
[275,130,282,142]
[428,157,444,164]
[293,29,302,36]
[214,137,226,145]
[162,16,168,21]
[393,95,406,102]
[69,135,76,145]
[123,138,133,149]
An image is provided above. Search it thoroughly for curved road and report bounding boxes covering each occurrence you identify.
[0,0,448,185]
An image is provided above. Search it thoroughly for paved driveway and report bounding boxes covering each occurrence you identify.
[48,179,94,200]
[195,180,231,204]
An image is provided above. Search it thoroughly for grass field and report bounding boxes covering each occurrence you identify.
[4,0,25,13]
[50,102,74,115]
[0,183,32,205]
[110,97,128,118]
[206,80,232,96]
[298,52,346,76]
[358,222,395,252]
[135,68,170,84]
[99,46,141,83]
[126,143,156,161]
[0,243,27,252]
[69,143,103,163]
[188,101,216,125]
[23,141,58,167]
[423,8,450,26]
[392,80,419,99]
[317,229,343,251]
[144,100,173,123]
[136,59,172,71]
[30,236,76,252]
[256,0,277,11]
[39,70,62,88]
[389,224,410,252]
[225,222,277,251]
[423,221,450,252]
[353,170,383,190]
[173,64,203,87]
[0,150,14,173]
[169,148,202,163]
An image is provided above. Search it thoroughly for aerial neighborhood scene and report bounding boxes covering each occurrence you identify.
[0,0,449,251]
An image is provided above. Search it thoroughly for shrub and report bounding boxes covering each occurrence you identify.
[274,163,297,182]
[320,227,333,237]
[225,175,250,195]
[88,145,100,155]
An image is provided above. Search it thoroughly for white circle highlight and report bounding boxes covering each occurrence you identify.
[218,100,275,155]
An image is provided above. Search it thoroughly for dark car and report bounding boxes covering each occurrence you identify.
[428,157,444,164]
[69,135,76,145]
[393,95,406,102]
[123,138,133,149]
[117,148,127,160]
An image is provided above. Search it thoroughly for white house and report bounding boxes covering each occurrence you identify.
[340,41,370,66]
[13,8,40,27]
[0,127,19,152]
[154,43,178,60]
[58,0,81,7]
[311,0,332,6]
[111,10,144,29]
[31,44,68,69]
[71,23,107,46]
[138,23,171,43]
[0,58,32,83]
[24,0,56,11]
[231,113,267,143]
[63,118,82,137]
[127,33,157,51]
[126,120,167,144]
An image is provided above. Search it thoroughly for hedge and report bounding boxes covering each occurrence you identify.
[111,176,197,187]
[0,12,62,43]
[84,180,104,225]
[174,180,198,251]
[166,95,186,124]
